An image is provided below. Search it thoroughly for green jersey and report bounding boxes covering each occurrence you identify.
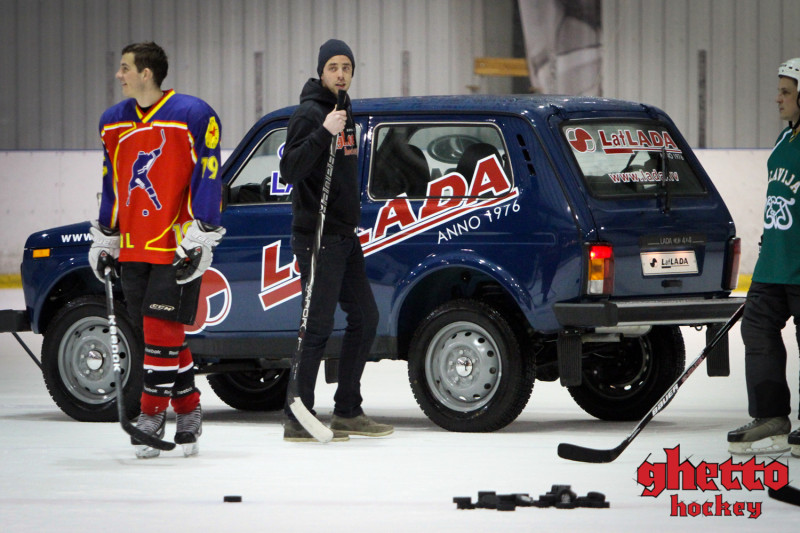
[752,127,800,284]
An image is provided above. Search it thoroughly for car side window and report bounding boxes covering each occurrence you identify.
[227,129,292,205]
[369,123,510,199]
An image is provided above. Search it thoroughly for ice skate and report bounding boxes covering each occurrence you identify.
[131,411,167,459]
[789,429,800,458]
[283,419,349,442]
[727,416,790,455]
[175,404,202,457]
[330,414,394,437]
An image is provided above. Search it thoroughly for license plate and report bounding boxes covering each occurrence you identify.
[640,251,698,276]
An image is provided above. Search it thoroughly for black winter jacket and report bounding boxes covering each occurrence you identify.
[279,78,359,236]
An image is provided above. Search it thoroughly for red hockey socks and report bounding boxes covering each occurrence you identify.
[171,344,200,415]
[139,316,185,416]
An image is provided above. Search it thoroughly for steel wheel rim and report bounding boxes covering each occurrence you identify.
[57,316,131,405]
[582,336,652,399]
[424,320,502,412]
[224,370,286,393]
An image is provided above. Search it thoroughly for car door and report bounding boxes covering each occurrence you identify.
[187,120,300,335]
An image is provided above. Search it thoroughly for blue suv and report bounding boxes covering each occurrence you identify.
[3,95,744,432]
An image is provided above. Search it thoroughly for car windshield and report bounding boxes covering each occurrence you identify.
[561,120,706,198]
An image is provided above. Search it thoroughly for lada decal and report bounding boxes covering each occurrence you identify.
[186,267,232,334]
[62,231,93,243]
[186,154,519,331]
[259,154,519,311]
[565,126,681,155]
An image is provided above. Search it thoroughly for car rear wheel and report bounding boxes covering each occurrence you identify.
[207,369,289,411]
[567,325,685,421]
[41,296,142,422]
[408,299,534,432]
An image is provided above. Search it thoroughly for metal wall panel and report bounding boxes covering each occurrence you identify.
[16,1,800,150]
[0,0,17,147]
[0,0,511,150]
[602,0,800,148]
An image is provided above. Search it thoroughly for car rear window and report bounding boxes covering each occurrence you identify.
[561,120,706,198]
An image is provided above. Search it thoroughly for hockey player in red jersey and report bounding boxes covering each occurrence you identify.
[88,42,224,458]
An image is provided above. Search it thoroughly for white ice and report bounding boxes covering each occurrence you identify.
[0,288,797,532]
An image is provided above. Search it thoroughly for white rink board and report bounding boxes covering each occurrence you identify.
[0,148,770,276]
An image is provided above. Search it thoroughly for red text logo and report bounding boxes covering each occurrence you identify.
[636,445,788,519]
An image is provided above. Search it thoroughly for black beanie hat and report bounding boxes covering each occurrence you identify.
[317,39,355,77]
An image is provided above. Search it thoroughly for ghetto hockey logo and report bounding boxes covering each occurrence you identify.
[636,445,789,519]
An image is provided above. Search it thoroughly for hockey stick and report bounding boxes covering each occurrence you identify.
[104,268,176,451]
[558,302,745,463]
[286,90,349,443]
[768,484,800,506]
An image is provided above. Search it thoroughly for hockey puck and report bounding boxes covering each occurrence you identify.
[223,495,242,503]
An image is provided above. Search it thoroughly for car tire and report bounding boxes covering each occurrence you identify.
[408,299,534,432]
[207,369,289,411]
[567,325,685,421]
[41,296,142,422]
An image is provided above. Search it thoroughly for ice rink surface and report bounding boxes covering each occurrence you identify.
[0,288,797,532]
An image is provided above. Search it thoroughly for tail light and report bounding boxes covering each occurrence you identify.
[586,243,614,295]
[724,237,741,290]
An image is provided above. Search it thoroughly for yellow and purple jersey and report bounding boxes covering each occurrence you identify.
[98,89,222,264]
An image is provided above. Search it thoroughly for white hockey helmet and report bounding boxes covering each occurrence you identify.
[778,58,800,86]
[779,59,800,128]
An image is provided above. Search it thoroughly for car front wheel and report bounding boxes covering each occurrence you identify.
[41,296,142,422]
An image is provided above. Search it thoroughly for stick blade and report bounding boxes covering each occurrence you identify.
[768,484,800,506]
[288,397,334,443]
[557,442,621,464]
[121,418,176,451]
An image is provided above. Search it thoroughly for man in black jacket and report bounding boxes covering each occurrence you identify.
[279,39,392,442]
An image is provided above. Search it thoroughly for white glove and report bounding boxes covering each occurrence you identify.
[88,220,120,282]
[172,220,226,284]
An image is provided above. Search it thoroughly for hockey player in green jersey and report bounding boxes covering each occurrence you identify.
[728,58,800,458]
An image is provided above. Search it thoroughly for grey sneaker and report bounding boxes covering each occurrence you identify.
[727,416,790,455]
[132,411,167,459]
[283,420,349,442]
[789,429,800,458]
[330,414,394,437]
[175,404,202,457]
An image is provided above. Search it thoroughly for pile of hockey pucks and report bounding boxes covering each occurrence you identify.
[453,485,609,511]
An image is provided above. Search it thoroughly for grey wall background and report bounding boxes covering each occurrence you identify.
[1,0,799,275]
[0,0,516,150]
[603,0,800,149]
[3,1,800,151]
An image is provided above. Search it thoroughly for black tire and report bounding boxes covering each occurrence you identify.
[207,369,289,411]
[408,299,534,432]
[567,325,685,421]
[41,296,142,422]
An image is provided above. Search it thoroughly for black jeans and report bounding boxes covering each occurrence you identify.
[740,281,800,418]
[286,231,379,419]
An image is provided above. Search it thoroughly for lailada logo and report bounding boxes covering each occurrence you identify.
[636,445,789,519]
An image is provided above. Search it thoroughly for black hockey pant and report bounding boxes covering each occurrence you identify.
[286,231,379,420]
[740,281,800,419]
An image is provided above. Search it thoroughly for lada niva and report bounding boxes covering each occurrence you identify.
[2,95,744,432]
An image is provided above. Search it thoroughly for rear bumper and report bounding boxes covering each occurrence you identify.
[0,310,32,332]
[553,297,746,328]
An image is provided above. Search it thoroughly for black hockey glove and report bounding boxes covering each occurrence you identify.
[172,220,225,284]
[88,220,120,282]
